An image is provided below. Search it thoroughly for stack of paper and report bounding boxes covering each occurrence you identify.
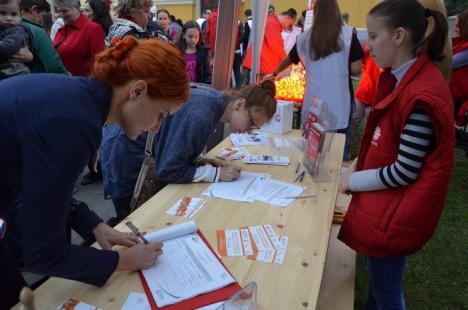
[216,147,250,161]
[165,197,207,218]
[243,155,290,166]
[202,171,304,207]
[217,225,288,264]
[140,221,237,308]
[230,132,269,147]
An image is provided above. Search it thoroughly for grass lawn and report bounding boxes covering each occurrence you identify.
[350,134,468,309]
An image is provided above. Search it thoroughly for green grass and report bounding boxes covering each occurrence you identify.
[350,130,468,309]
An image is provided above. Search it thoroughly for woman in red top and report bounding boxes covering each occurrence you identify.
[54,0,105,76]
[339,1,454,308]
[449,10,468,125]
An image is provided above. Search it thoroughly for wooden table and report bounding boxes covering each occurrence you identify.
[17,131,345,310]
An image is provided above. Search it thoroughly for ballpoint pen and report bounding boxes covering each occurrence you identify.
[126,221,149,244]
[286,194,317,199]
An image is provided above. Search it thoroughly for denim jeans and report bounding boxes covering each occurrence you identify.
[366,255,407,310]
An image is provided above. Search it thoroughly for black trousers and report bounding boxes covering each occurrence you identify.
[0,239,26,309]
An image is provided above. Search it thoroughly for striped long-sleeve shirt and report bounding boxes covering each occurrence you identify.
[349,106,434,192]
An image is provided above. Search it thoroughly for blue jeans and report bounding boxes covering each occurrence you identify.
[366,255,407,310]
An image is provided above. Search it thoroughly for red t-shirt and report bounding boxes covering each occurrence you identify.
[54,14,105,76]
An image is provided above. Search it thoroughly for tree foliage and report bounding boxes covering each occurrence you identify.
[445,0,468,16]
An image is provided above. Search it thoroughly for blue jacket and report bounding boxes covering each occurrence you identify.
[99,86,226,198]
[0,74,118,286]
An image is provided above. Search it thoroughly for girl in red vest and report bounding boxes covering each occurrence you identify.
[339,1,454,308]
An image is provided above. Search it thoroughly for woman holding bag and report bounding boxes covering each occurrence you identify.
[0,36,189,309]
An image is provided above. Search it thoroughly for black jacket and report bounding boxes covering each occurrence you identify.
[196,45,212,84]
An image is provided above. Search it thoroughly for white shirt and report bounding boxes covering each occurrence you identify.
[281,26,302,54]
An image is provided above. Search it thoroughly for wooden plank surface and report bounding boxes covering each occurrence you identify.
[16,131,345,310]
[317,193,355,310]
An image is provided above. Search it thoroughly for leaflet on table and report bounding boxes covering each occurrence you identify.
[165,197,207,218]
[57,298,100,310]
[141,221,236,308]
[230,132,269,147]
[303,122,328,176]
[243,155,290,166]
[248,178,305,208]
[121,292,150,310]
[202,172,270,203]
[216,147,250,161]
[269,136,290,148]
[216,225,289,264]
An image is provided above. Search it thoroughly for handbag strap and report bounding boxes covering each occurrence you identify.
[130,130,156,212]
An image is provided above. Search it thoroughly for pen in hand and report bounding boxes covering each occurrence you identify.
[126,221,149,244]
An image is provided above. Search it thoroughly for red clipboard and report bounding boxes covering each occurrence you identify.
[138,229,241,310]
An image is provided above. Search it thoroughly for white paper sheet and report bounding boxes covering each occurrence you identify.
[202,172,270,203]
[269,137,290,148]
[248,179,305,207]
[144,221,196,243]
[230,132,269,147]
[142,233,235,308]
[243,155,290,166]
[273,236,289,264]
[57,298,100,310]
[121,292,150,310]
[196,301,225,310]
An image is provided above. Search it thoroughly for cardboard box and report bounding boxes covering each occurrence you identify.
[261,100,293,135]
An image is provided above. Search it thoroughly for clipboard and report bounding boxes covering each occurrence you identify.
[138,229,241,310]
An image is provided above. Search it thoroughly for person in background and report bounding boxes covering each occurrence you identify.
[41,11,52,33]
[156,9,172,40]
[339,1,454,308]
[204,4,217,53]
[196,9,209,28]
[106,0,151,44]
[99,80,278,221]
[449,10,468,124]
[268,4,275,16]
[49,14,63,40]
[83,0,112,35]
[346,42,381,155]
[176,20,211,84]
[342,12,350,26]
[0,36,190,310]
[240,8,252,85]
[169,14,181,41]
[0,0,33,79]
[53,0,105,76]
[296,9,306,30]
[21,0,62,72]
[242,6,286,77]
[279,9,302,54]
[266,0,363,131]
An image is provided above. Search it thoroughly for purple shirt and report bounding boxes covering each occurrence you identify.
[184,52,197,82]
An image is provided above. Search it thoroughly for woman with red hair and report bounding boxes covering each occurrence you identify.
[0,36,189,309]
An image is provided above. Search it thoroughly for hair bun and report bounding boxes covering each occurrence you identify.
[260,79,276,98]
[109,36,138,60]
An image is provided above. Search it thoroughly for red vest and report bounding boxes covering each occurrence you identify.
[338,53,455,258]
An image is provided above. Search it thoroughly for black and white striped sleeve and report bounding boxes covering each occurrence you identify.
[349,107,434,192]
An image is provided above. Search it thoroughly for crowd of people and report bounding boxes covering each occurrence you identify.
[0,0,467,308]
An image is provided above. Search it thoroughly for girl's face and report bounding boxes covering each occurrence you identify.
[119,80,182,139]
[366,14,400,69]
[83,2,94,20]
[157,11,170,31]
[455,17,460,37]
[183,27,200,49]
[229,100,270,133]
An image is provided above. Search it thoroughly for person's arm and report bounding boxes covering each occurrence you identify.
[0,27,27,61]
[203,47,213,84]
[33,28,68,74]
[89,25,105,59]
[346,106,434,192]
[20,117,120,285]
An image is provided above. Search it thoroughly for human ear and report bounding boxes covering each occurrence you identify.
[129,80,148,100]
[394,27,406,47]
[236,98,246,110]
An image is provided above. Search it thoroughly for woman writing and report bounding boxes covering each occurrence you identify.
[339,1,454,308]
[100,81,278,222]
[0,36,189,309]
